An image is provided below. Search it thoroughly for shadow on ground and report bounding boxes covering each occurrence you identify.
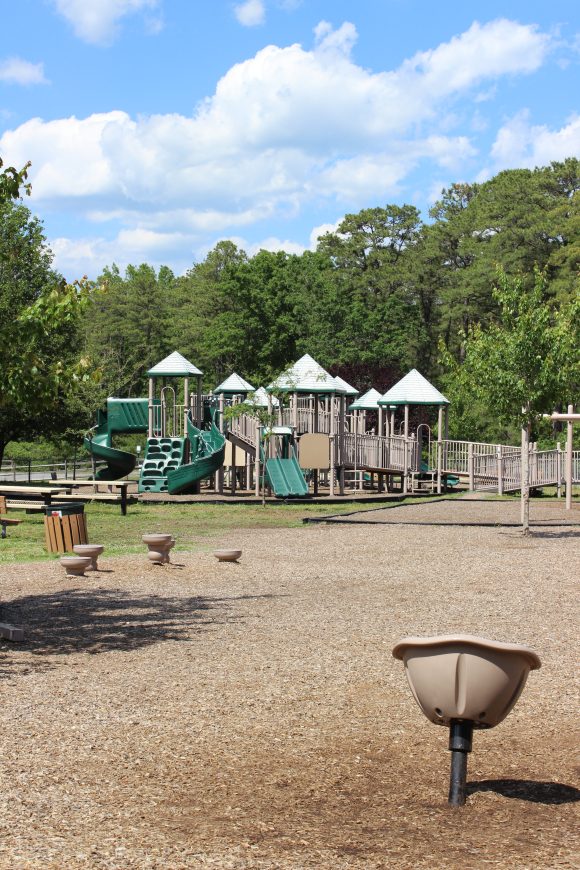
[467,779,580,804]
[0,588,281,675]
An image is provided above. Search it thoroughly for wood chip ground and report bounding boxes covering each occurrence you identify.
[1,498,578,869]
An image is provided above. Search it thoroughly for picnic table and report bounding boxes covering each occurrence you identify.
[0,485,66,510]
[49,479,132,515]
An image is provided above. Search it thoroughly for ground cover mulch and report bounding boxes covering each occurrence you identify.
[0,498,578,869]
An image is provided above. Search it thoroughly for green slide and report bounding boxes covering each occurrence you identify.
[166,413,226,494]
[265,455,309,498]
[84,399,149,480]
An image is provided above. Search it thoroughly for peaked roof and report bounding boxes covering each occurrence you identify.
[378,369,450,406]
[333,375,359,396]
[213,372,256,394]
[147,351,202,377]
[349,387,382,411]
[250,387,279,407]
[267,354,346,394]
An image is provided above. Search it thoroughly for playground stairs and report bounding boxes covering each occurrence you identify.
[139,436,186,493]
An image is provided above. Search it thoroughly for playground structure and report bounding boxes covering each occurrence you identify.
[84,352,579,502]
[85,352,226,495]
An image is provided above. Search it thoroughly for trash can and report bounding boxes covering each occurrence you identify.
[43,503,88,553]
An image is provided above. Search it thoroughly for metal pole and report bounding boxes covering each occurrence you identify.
[448,720,473,807]
[566,404,573,511]
[437,406,443,495]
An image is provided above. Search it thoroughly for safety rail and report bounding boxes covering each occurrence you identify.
[428,439,520,475]
[342,433,420,472]
[227,414,258,446]
[473,448,565,492]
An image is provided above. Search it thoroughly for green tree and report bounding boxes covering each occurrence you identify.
[0,201,90,465]
[0,156,31,202]
[432,165,579,360]
[441,268,579,532]
[315,205,424,371]
[85,263,176,397]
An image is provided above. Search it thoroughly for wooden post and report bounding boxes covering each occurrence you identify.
[566,404,573,511]
[403,405,409,494]
[338,394,345,496]
[148,377,154,438]
[183,377,189,438]
[437,406,443,495]
[329,392,336,496]
[313,395,319,495]
[196,376,202,428]
[255,423,261,498]
[521,406,530,533]
[468,442,474,491]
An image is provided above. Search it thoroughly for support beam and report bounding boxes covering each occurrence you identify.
[148,378,154,438]
[437,405,443,495]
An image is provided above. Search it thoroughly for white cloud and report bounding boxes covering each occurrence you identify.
[234,0,265,27]
[52,0,162,45]
[309,221,341,248]
[401,19,549,95]
[245,235,306,256]
[51,228,192,277]
[0,18,556,276]
[0,57,48,85]
[490,110,580,169]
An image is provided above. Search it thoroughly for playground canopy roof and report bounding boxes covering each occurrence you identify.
[147,351,202,377]
[349,388,383,411]
[249,387,279,407]
[333,375,359,396]
[213,373,256,394]
[378,369,449,406]
[267,354,346,394]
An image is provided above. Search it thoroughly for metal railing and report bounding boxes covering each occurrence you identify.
[0,458,96,483]
[342,433,420,472]
[228,414,258,446]
[473,448,565,492]
[428,439,520,475]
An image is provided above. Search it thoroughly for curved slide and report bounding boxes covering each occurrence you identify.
[166,413,226,494]
[83,428,136,480]
[84,399,149,480]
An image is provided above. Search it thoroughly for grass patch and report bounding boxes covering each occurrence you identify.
[0,499,405,563]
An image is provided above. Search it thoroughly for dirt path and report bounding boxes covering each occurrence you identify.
[1,499,578,868]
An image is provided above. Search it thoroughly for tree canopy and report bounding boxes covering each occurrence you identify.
[0,200,90,464]
[2,157,579,457]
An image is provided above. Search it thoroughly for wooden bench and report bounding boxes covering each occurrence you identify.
[53,492,129,515]
[50,480,131,515]
[0,495,22,537]
[0,486,65,507]
[0,516,22,538]
[5,500,45,512]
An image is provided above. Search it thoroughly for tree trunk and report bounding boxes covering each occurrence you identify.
[521,408,530,535]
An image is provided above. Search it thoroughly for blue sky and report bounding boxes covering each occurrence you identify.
[1,0,579,280]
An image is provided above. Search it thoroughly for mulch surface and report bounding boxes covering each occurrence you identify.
[0,498,578,868]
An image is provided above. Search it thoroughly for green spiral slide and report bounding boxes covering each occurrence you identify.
[84,399,149,480]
